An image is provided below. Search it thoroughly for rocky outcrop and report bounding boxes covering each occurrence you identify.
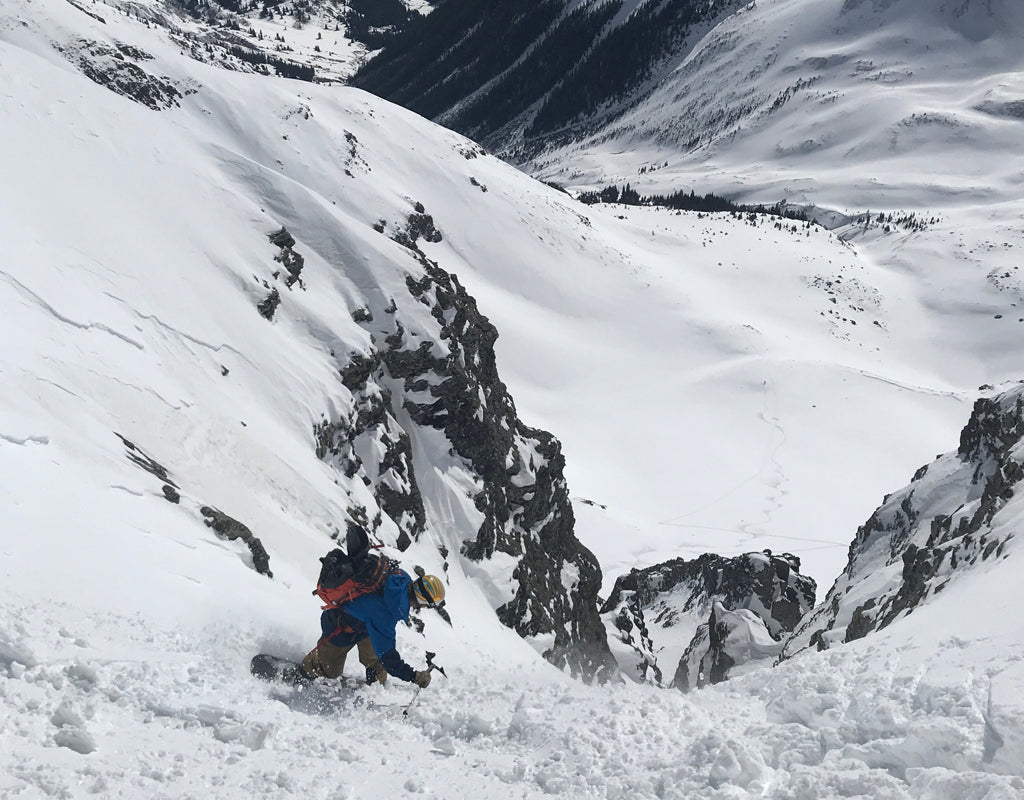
[113,434,272,578]
[61,39,186,110]
[602,551,815,689]
[781,383,1024,657]
[200,506,273,578]
[314,348,427,552]
[256,228,306,320]
[268,228,306,288]
[315,218,616,680]
[674,602,787,692]
[257,287,280,320]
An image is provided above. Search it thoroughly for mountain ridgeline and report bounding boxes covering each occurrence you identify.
[350,0,742,154]
[601,551,816,689]
[781,383,1024,659]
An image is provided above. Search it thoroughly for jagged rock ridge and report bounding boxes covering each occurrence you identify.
[602,550,815,689]
[312,208,616,680]
[782,383,1024,658]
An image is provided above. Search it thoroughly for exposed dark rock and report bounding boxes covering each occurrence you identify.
[115,433,178,488]
[200,506,273,578]
[267,227,305,288]
[114,434,273,578]
[65,0,106,24]
[63,39,185,110]
[314,365,427,549]
[705,605,736,684]
[114,434,272,578]
[257,288,280,320]
[602,550,815,689]
[390,204,443,251]
[316,244,615,680]
[267,228,296,249]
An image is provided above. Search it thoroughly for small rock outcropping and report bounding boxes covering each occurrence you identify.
[114,434,273,578]
[200,506,273,578]
[782,383,1023,657]
[268,227,305,288]
[257,227,305,320]
[62,39,186,110]
[602,551,815,689]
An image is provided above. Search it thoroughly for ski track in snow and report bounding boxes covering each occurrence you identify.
[100,291,252,362]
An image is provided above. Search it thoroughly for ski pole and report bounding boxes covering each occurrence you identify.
[403,687,421,716]
[403,652,446,716]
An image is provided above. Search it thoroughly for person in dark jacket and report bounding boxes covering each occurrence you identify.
[300,570,445,687]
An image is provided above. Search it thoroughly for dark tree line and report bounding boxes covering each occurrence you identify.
[578,185,808,222]
[228,45,315,81]
[351,0,742,151]
[343,0,420,49]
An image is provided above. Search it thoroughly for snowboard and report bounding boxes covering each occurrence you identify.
[250,653,310,685]
[252,653,375,716]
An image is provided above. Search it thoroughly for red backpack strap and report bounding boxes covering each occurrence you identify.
[316,555,398,609]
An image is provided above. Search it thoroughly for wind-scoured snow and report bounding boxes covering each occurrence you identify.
[2,0,1024,797]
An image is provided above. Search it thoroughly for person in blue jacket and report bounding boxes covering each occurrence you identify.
[300,569,445,687]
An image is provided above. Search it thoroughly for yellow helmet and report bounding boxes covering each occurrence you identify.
[412,574,445,607]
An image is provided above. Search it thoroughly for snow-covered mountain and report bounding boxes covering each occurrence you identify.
[348,0,1024,592]
[77,0,437,87]
[351,0,744,150]
[531,0,1024,205]
[351,0,1024,203]
[3,0,626,679]
[4,0,1024,797]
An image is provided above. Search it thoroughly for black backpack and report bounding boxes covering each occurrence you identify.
[313,525,399,609]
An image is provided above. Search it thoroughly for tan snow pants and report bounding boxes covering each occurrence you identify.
[300,637,388,684]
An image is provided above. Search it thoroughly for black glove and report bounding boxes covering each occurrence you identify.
[365,665,388,686]
[413,670,432,688]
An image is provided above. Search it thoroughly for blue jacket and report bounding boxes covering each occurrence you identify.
[319,571,416,682]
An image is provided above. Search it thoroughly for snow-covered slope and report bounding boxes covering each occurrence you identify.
[8,0,1007,603]
[1,0,625,679]
[784,382,1024,655]
[354,0,1024,594]
[4,0,1024,797]
[532,0,1024,205]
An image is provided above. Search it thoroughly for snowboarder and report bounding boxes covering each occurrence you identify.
[299,565,445,688]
